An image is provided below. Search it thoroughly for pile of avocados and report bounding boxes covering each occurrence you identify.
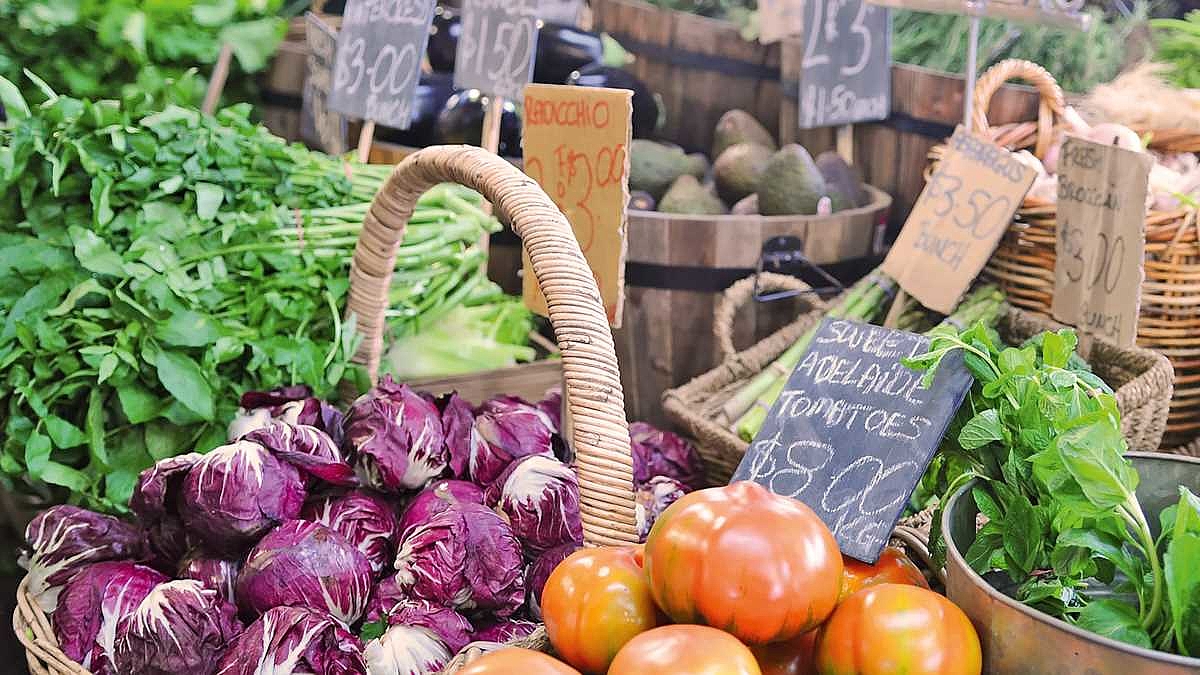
[628,110,871,217]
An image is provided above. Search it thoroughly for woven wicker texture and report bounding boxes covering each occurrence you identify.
[664,277,1176,485]
[937,59,1200,448]
[15,145,638,675]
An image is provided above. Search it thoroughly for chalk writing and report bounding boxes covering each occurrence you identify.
[454,0,538,99]
[797,0,890,129]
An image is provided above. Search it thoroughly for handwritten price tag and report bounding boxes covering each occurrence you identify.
[882,126,1036,313]
[328,0,435,129]
[521,83,632,327]
[1051,137,1152,347]
[796,0,890,129]
[301,13,347,155]
[454,0,539,100]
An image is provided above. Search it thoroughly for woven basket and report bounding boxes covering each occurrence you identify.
[938,59,1200,448]
[13,146,640,675]
[663,274,1176,485]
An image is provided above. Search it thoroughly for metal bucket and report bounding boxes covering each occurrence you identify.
[942,452,1200,674]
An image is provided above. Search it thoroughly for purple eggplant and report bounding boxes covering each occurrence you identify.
[567,64,661,139]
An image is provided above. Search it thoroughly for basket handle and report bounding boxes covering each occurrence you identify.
[346,145,637,546]
[713,273,821,361]
[972,59,1065,159]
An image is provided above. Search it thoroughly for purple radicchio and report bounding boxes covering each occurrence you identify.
[470,396,557,486]
[393,501,525,616]
[244,421,358,488]
[178,552,241,605]
[180,440,306,553]
[301,491,400,574]
[535,389,563,435]
[231,385,345,446]
[526,543,580,620]
[215,606,365,675]
[131,453,203,567]
[345,376,447,492]
[236,520,372,625]
[113,579,242,675]
[52,561,169,675]
[380,599,473,653]
[485,455,583,552]
[397,479,484,538]
[629,421,705,491]
[438,392,480,480]
[21,505,144,613]
[636,475,690,542]
[474,618,540,644]
[363,621,452,675]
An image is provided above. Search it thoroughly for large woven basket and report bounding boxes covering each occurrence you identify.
[945,59,1200,449]
[663,273,1177,485]
[13,146,640,675]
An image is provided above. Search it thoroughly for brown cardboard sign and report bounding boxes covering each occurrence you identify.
[521,83,632,327]
[759,0,804,44]
[882,126,1036,313]
[301,12,347,155]
[1051,137,1152,347]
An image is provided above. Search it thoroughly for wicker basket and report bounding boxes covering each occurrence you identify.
[13,146,640,675]
[941,59,1200,448]
[663,274,1176,485]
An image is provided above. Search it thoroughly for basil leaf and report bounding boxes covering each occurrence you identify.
[154,350,214,421]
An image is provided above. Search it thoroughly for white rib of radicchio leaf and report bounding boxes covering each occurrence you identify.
[243,421,358,487]
[52,561,169,675]
[113,579,242,675]
[215,606,365,675]
[236,520,373,625]
[178,552,241,605]
[21,505,144,613]
[301,490,400,574]
[346,376,447,491]
[486,454,583,553]
[363,623,453,675]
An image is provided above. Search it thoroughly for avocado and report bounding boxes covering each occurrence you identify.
[658,175,728,215]
[685,153,709,178]
[629,190,656,211]
[714,143,773,205]
[731,193,759,215]
[630,139,704,199]
[757,144,827,216]
[712,110,777,160]
[815,151,869,210]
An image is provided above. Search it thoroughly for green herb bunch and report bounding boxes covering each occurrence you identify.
[1152,10,1200,89]
[906,324,1200,656]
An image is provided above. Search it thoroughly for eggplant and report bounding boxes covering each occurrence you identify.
[567,65,661,139]
[318,0,346,13]
[428,5,461,73]
[434,90,523,158]
[374,72,457,148]
[533,23,604,85]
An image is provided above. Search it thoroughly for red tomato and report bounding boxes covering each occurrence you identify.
[839,546,929,601]
[456,647,581,674]
[752,630,818,675]
[815,584,982,675]
[608,625,762,675]
[643,481,843,644]
[540,546,664,674]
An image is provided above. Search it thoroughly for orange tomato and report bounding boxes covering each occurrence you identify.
[751,630,818,675]
[839,546,928,601]
[815,584,982,675]
[540,546,664,674]
[643,481,843,644]
[456,647,581,674]
[608,625,762,675]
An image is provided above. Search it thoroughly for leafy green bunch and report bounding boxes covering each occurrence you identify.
[0,0,287,106]
[906,324,1200,657]
[1152,10,1200,89]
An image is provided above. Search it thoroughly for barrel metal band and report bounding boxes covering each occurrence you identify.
[609,32,782,81]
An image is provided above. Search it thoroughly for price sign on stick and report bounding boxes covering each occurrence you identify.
[522,84,632,327]
[882,126,1036,313]
[1051,137,1152,348]
[732,318,973,562]
[796,0,891,129]
[301,12,348,155]
[329,0,436,130]
[455,0,539,100]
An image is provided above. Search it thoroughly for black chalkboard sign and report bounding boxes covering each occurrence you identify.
[329,0,436,129]
[732,318,972,562]
[797,0,891,129]
[454,0,539,100]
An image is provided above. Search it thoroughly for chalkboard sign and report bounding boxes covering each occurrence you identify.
[329,0,436,129]
[301,12,347,155]
[797,0,891,129]
[454,0,539,100]
[732,318,973,562]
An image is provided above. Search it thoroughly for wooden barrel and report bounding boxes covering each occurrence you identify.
[614,186,891,427]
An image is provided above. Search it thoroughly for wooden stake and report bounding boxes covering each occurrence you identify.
[202,44,234,116]
[882,288,909,329]
[477,95,506,252]
[357,121,376,163]
[836,124,854,163]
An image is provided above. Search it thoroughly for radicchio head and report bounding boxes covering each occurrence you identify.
[635,475,690,541]
[131,453,203,567]
[301,491,400,574]
[345,376,447,492]
[485,455,583,552]
[243,421,357,488]
[215,606,365,675]
[470,396,556,486]
[397,480,484,539]
[629,422,705,491]
[113,579,242,675]
[178,552,241,605]
[437,392,480,480]
[231,385,344,445]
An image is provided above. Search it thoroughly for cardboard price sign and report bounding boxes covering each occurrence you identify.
[732,318,973,562]
[882,126,1036,313]
[328,0,435,129]
[796,0,891,128]
[301,13,347,155]
[454,0,539,100]
[522,84,632,327]
[1051,137,1152,347]
[758,0,804,45]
